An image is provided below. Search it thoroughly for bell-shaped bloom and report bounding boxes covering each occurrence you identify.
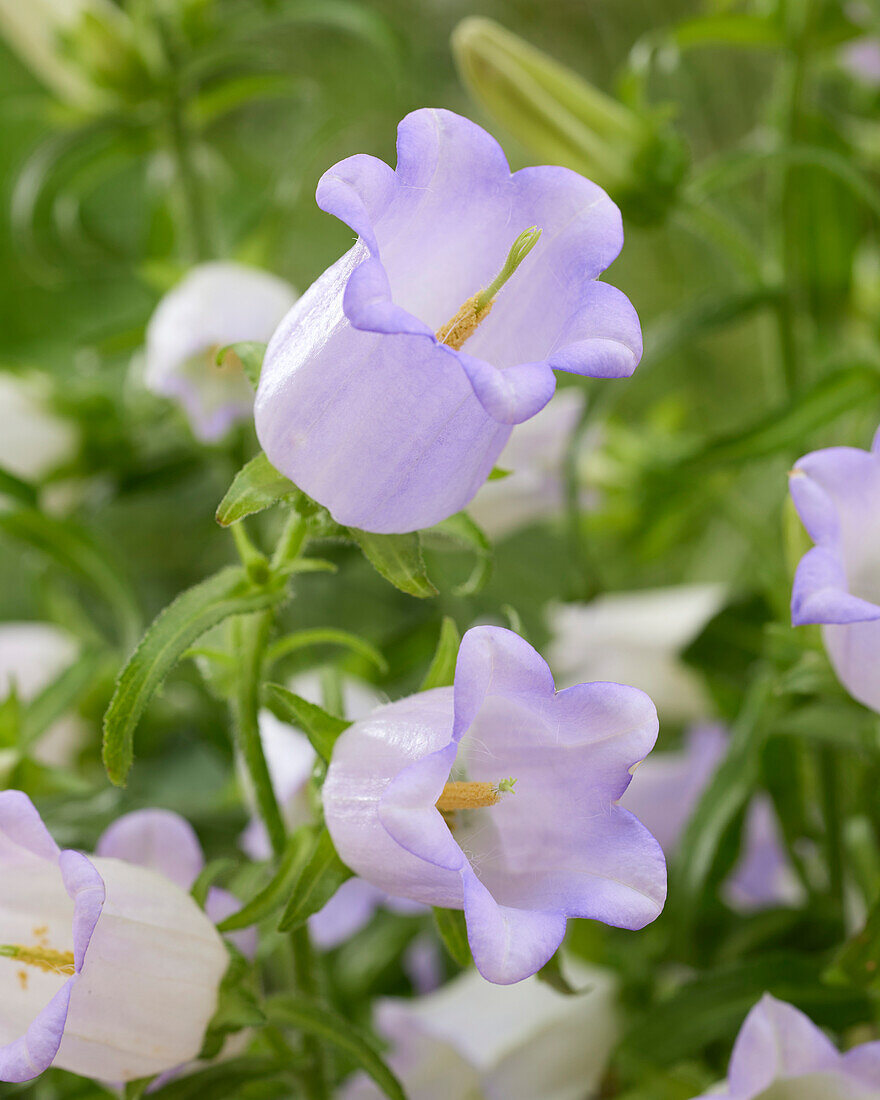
[323,625,666,984]
[622,726,801,911]
[144,262,298,442]
[341,961,618,1100]
[789,429,880,713]
[0,622,85,769]
[467,387,595,538]
[547,584,725,722]
[0,791,228,1084]
[0,374,77,483]
[96,808,257,958]
[255,108,641,533]
[691,994,880,1099]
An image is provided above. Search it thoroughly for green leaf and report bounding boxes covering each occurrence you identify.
[216,451,300,527]
[146,1057,289,1100]
[424,512,493,596]
[487,465,511,480]
[103,566,287,786]
[264,683,350,763]
[190,859,238,909]
[218,831,309,932]
[0,689,21,750]
[278,826,352,932]
[0,508,141,649]
[827,897,880,991]
[674,367,880,473]
[347,528,438,598]
[266,627,388,673]
[215,341,266,389]
[671,670,775,934]
[537,952,579,995]
[419,617,461,691]
[267,994,405,1100]
[432,906,471,968]
[0,465,38,507]
[620,953,869,1069]
[123,1079,154,1100]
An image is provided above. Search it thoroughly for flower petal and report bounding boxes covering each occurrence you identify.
[95,809,205,892]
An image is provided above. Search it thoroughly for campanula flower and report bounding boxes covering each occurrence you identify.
[691,994,880,1099]
[0,374,77,483]
[341,961,618,1100]
[255,108,641,533]
[547,584,726,722]
[323,626,665,984]
[0,791,228,1083]
[789,427,880,713]
[0,622,85,770]
[96,808,257,958]
[622,726,801,911]
[144,262,297,442]
[468,387,594,538]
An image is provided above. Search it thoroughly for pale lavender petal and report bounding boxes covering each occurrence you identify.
[402,934,444,995]
[309,878,387,949]
[326,626,666,985]
[724,797,802,912]
[256,108,641,533]
[789,437,880,713]
[727,995,840,1097]
[95,809,204,892]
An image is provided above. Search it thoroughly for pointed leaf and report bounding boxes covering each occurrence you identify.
[278,826,352,932]
[267,994,405,1100]
[216,451,300,527]
[266,628,387,673]
[103,566,287,786]
[347,528,438,598]
[218,831,309,932]
[264,683,350,763]
[419,617,460,691]
[424,512,492,596]
[432,906,471,968]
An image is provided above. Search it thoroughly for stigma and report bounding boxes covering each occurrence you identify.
[436,226,542,351]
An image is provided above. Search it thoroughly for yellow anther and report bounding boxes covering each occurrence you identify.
[436,778,517,812]
[0,944,76,976]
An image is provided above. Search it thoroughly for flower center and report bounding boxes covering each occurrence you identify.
[435,777,517,812]
[208,344,244,374]
[0,943,76,975]
[435,226,542,351]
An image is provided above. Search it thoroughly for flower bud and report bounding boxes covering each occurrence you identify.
[451,17,689,225]
[0,0,150,110]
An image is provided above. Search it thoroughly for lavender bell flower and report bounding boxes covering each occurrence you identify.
[789,428,880,713]
[547,584,726,722]
[340,961,619,1100]
[255,108,641,534]
[323,625,666,985]
[467,387,594,539]
[0,791,228,1084]
[96,808,257,958]
[144,262,298,443]
[691,994,880,1099]
[0,622,85,770]
[621,726,801,911]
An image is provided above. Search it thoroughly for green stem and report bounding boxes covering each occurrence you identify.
[156,18,212,262]
[231,611,286,860]
[819,747,844,911]
[290,925,330,1100]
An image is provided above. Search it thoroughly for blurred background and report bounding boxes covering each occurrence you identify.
[2,1,880,1096]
